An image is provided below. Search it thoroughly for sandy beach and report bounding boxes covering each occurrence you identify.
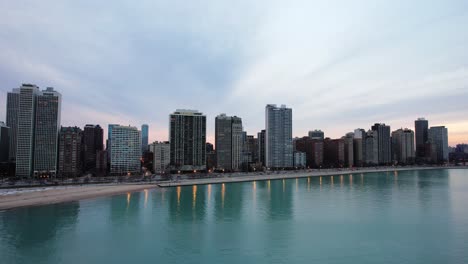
[1,166,465,210]
[0,184,158,210]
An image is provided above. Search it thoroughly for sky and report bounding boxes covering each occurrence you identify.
[1,0,467,146]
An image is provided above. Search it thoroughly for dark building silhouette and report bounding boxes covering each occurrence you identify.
[415,118,429,160]
[83,124,103,173]
[6,90,19,161]
[257,130,266,167]
[96,150,108,176]
[343,133,354,167]
[58,127,83,177]
[0,122,10,162]
[324,138,344,167]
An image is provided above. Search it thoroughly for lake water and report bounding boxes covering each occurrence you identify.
[1,169,468,264]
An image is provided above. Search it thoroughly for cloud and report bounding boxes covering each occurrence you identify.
[0,0,467,145]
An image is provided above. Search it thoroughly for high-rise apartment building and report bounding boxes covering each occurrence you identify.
[428,126,449,163]
[353,128,366,165]
[169,110,206,171]
[0,122,9,162]
[391,128,415,164]
[83,124,104,173]
[6,89,19,161]
[294,137,323,168]
[15,84,40,177]
[324,138,345,167]
[110,125,141,175]
[308,130,324,140]
[365,130,379,165]
[215,114,243,171]
[141,124,149,153]
[371,123,391,164]
[33,87,61,177]
[257,130,266,167]
[58,127,83,177]
[415,118,429,159]
[343,133,354,167]
[265,104,293,168]
[149,141,170,173]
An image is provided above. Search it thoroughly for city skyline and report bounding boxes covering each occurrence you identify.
[1,1,468,145]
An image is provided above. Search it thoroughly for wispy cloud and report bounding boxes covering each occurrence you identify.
[0,0,467,145]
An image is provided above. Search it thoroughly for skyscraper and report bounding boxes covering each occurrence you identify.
[83,124,104,173]
[110,125,141,175]
[415,118,429,159]
[371,123,391,164]
[343,133,354,167]
[141,124,149,153]
[309,130,324,140]
[428,126,449,163]
[391,128,415,164]
[58,127,83,177]
[33,87,61,177]
[169,110,206,171]
[365,130,379,165]
[6,89,19,161]
[149,141,170,173]
[257,130,266,167]
[215,114,243,171]
[15,84,40,178]
[265,104,293,168]
[0,122,9,162]
[353,128,367,166]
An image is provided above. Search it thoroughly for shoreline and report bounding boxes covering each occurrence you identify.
[1,166,465,210]
[158,166,467,187]
[0,183,158,211]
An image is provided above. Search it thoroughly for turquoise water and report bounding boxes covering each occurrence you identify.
[1,169,468,264]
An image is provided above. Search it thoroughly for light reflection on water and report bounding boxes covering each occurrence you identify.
[1,169,468,264]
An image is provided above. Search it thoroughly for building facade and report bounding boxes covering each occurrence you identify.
[149,141,170,174]
[6,89,19,161]
[428,126,449,163]
[294,137,323,168]
[391,128,415,164]
[33,87,61,177]
[308,130,324,140]
[0,122,9,162]
[371,123,391,164]
[96,150,108,176]
[15,84,40,177]
[324,138,345,167]
[257,130,266,167]
[83,124,104,173]
[169,110,206,171]
[365,130,379,165]
[415,118,429,160]
[343,133,354,167]
[215,114,243,171]
[293,151,306,168]
[58,127,83,177]
[141,124,149,153]
[110,125,141,175]
[265,104,293,168]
